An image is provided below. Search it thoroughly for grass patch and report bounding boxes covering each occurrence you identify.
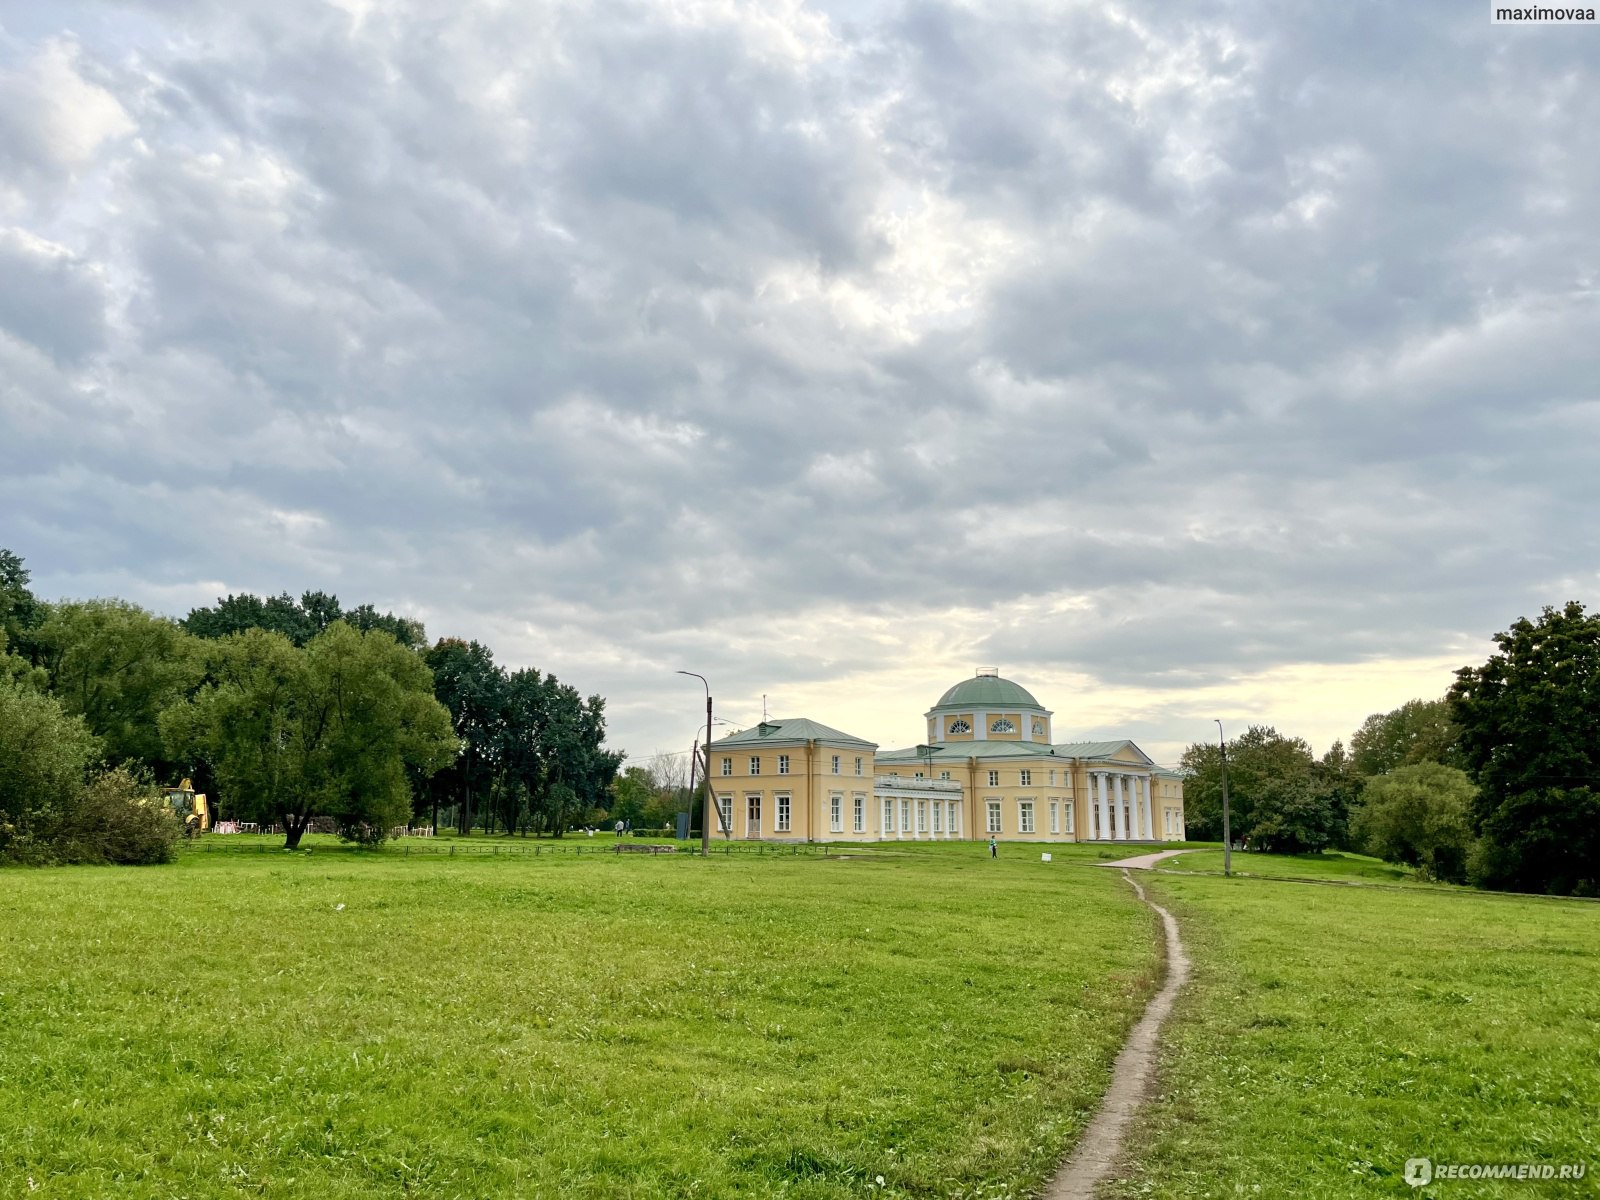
[1164,848,1430,887]
[1109,874,1600,1197]
[0,846,1158,1197]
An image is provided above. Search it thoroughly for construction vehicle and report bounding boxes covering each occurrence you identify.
[163,778,211,837]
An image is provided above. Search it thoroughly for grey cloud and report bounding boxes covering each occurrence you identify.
[3,0,1598,761]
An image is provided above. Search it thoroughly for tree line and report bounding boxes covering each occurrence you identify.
[1,549,623,860]
[1178,601,1600,896]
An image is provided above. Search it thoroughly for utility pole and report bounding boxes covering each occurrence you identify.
[1216,719,1232,878]
[679,671,713,856]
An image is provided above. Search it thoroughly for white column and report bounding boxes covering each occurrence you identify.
[1138,776,1152,839]
[1108,773,1122,839]
[1121,775,1134,840]
[1094,772,1109,841]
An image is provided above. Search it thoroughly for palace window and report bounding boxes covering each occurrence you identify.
[1019,769,1032,786]
[901,799,911,834]
[1048,768,1056,787]
[940,771,951,781]
[855,757,864,776]
[747,794,762,829]
[1032,719,1045,737]
[990,717,1016,733]
[721,757,733,777]
[831,754,841,774]
[987,770,999,787]
[916,800,927,833]
[853,795,865,833]
[1019,801,1035,834]
[778,755,790,775]
[1064,803,1075,834]
[883,798,894,833]
[718,794,732,832]
[948,718,971,734]
[949,801,960,834]
[776,794,791,832]
[932,802,943,833]
[749,756,761,775]
[1050,800,1059,834]
[987,800,1003,833]
[830,794,843,833]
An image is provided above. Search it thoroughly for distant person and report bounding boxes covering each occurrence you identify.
[989,836,997,859]
[615,820,624,836]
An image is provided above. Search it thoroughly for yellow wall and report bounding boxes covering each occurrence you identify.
[706,742,875,841]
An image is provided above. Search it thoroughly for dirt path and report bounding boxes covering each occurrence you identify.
[1042,869,1190,1199]
[1097,848,1188,871]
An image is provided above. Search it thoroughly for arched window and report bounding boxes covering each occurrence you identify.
[990,717,1015,733]
[948,718,972,734]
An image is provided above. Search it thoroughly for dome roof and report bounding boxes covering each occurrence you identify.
[933,673,1041,710]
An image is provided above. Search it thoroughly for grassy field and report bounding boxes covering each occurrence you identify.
[1109,872,1600,1198]
[0,844,1159,1199]
[1163,848,1429,887]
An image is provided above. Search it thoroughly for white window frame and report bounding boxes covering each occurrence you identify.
[831,754,841,774]
[1050,800,1060,834]
[749,756,761,776]
[987,770,999,787]
[882,797,894,834]
[718,794,732,832]
[746,793,762,834]
[830,794,843,833]
[990,717,1015,733]
[778,754,790,776]
[1049,769,1056,786]
[948,801,960,835]
[721,757,732,777]
[1018,800,1035,834]
[932,802,943,833]
[987,800,1002,834]
[900,799,911,835]
[853,794,865,833]
[1019,769,1032,786]
[1064,801,1075,834]
[855,757,864,776]
[776,793,791,832]
[948,718,971,734]
[939,770,951,781]
[916,800,927,834]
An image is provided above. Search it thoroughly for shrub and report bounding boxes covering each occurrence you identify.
[0,678,100,863]
[57,766,181,866]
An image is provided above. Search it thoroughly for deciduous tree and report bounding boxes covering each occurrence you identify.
[1353,763,1476,883]
[1448,602,1600,895]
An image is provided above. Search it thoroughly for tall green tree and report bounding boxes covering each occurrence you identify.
[1353,763,1476,883]
[185,591,425,649]
[37,599,201,775]
[424,638,505,834]
[1179,725,1339,853]
[1349,698,1460,777]
[1448,601,1600,895]
[165,624,457,848]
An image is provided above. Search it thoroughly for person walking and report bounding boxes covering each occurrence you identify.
[988,836,997,859]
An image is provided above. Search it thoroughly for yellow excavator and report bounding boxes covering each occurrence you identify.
[163,778,211,837]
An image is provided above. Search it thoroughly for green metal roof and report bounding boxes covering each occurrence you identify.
[930,673,1042,711]
[877,738,1153,765]
[710,718,877,750]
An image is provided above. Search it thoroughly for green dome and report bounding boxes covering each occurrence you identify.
[933,674,1041,710]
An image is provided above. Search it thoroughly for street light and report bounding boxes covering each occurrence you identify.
[1215,719,1232,878]
[678,671,713,856]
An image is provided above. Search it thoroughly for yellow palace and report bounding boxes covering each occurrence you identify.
[703,670,1186,844]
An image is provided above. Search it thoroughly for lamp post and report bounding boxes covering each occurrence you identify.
[678,671,713,856]
[1215,719,1232,878]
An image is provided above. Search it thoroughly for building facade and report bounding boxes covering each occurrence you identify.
[704,671,1185,843]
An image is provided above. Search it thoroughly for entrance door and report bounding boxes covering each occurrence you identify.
[746,793,762,839]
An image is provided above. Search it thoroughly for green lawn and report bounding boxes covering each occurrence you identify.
[1109,874,1600,1198]
[1163,848,1428,887]
[0,845,1158,1198]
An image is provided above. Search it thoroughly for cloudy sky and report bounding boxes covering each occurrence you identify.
[3,0,1597,767]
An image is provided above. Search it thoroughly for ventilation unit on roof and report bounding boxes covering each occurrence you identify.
[976,667,999,678]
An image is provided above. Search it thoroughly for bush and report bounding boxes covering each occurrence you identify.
[1353,763,1476,884]
[0,678,100,863]
[56,767,181,866]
